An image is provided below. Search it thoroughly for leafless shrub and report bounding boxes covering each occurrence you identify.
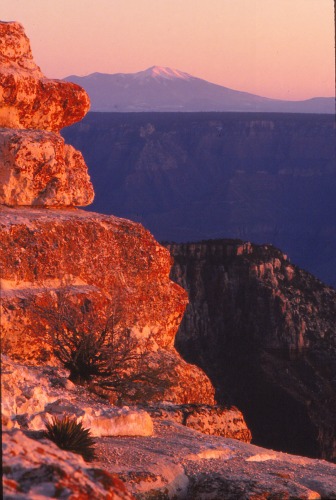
[32,288,177,403]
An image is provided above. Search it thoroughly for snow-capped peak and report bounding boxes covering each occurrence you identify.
[135,66,192,81]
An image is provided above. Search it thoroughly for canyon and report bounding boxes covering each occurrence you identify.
[62,111,336,288]
[1,19,336,499]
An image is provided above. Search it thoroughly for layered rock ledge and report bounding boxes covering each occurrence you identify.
[0,20,93,207]
[0,206,214,404]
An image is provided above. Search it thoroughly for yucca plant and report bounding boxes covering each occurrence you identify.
[44,415,95,462]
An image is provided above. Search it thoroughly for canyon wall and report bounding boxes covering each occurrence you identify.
[62,111,336,287]
[165,240,336,461]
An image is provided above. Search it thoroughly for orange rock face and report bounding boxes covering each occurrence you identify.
[0,21,93,207]
[0,207,186,347]
[0,206,215,404]
[0,129,94,206]
[0,22,90,132]
[0,21,215,405]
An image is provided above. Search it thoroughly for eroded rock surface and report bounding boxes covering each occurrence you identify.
[0,129,94,206]
[0,21,89,131]
[3,355,335,499]
[95,420,336,499]
[0,208,181,346]
[141,403,251,442]
[1,355,154,437]
[0,209,214,404]
[0,20,93,207]
[3,429,134,499]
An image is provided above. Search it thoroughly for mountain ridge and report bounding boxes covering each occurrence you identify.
[64,66,335,113]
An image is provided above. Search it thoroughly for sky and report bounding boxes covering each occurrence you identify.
[1,0,335,100]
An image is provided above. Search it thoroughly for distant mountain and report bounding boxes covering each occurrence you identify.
[64,66,335,113]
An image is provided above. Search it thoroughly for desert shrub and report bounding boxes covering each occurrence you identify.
[33,289,177,403]
[44,415,95,461]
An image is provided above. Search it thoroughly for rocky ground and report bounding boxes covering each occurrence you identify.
[3,355,336,499]
[4,414,336,499]
[94,421,336,499]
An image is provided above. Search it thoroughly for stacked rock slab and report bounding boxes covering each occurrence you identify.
[0,21,94,206]
[0,21,215,405]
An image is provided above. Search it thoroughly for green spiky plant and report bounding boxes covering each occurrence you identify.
[44,415,95,462]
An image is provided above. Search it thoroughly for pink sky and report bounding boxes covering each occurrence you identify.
[2,0,335,100]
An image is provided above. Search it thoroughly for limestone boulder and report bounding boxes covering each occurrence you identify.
[1,356,77,428]
[81,408,154,438]
[0,21,90,132]
[158,351,215,405]
[184,405,252,442]
[27,399,154,438]
[0,129,94,206]
[0,21,43,75]
[28,407,154,438]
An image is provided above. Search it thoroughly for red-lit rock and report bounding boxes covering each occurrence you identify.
[141,403,252,442]
[0,21,90,132]
[0,20,215,406]
[0,129,94,206]
[3,429,134,499]
[0,206,214,405]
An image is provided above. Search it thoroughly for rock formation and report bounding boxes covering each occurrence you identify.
[0,21,89,132]
[94,422,336,499]
[0,21,94,207]
[0,20,214,405]
[1,355,155,438]
[6,423,336,500]
[0,129,93,206]
[2,21,336,499]
[3,356,336,499]
[166,239,336,462]
[3,429,134,499]
[140,402,252,442]
[2,355,250,441]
